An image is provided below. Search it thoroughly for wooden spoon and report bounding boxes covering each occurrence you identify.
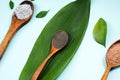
[101,40,120,80]
[31,30,68,80]
[0,1,34,58]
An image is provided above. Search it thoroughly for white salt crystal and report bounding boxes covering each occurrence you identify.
[14,4,32,20]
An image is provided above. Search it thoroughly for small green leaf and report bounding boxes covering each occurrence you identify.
[93,18,107,47]
[9,0,14,9]
[36,10,49,18]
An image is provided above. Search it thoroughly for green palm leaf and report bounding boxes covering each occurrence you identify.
[19,0,90,80]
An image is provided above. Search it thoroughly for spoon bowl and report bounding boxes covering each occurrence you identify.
[101,40,120,80]
[0,1,34,58]
[106,40,120,67]
[31,30,68,80]
[14,0,34,28]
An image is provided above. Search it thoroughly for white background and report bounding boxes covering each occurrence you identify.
[0,0,120,80]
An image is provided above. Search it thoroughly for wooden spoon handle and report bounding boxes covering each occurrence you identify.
[0,25,17,58]
[31,54,52,80]
[101,66,111,80]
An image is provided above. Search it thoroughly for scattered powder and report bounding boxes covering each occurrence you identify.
[107,42,120,65]
[14,4,32,20]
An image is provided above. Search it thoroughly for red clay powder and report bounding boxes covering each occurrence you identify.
[107,42,120,65]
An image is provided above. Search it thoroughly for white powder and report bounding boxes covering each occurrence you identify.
[14,4,32,20]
